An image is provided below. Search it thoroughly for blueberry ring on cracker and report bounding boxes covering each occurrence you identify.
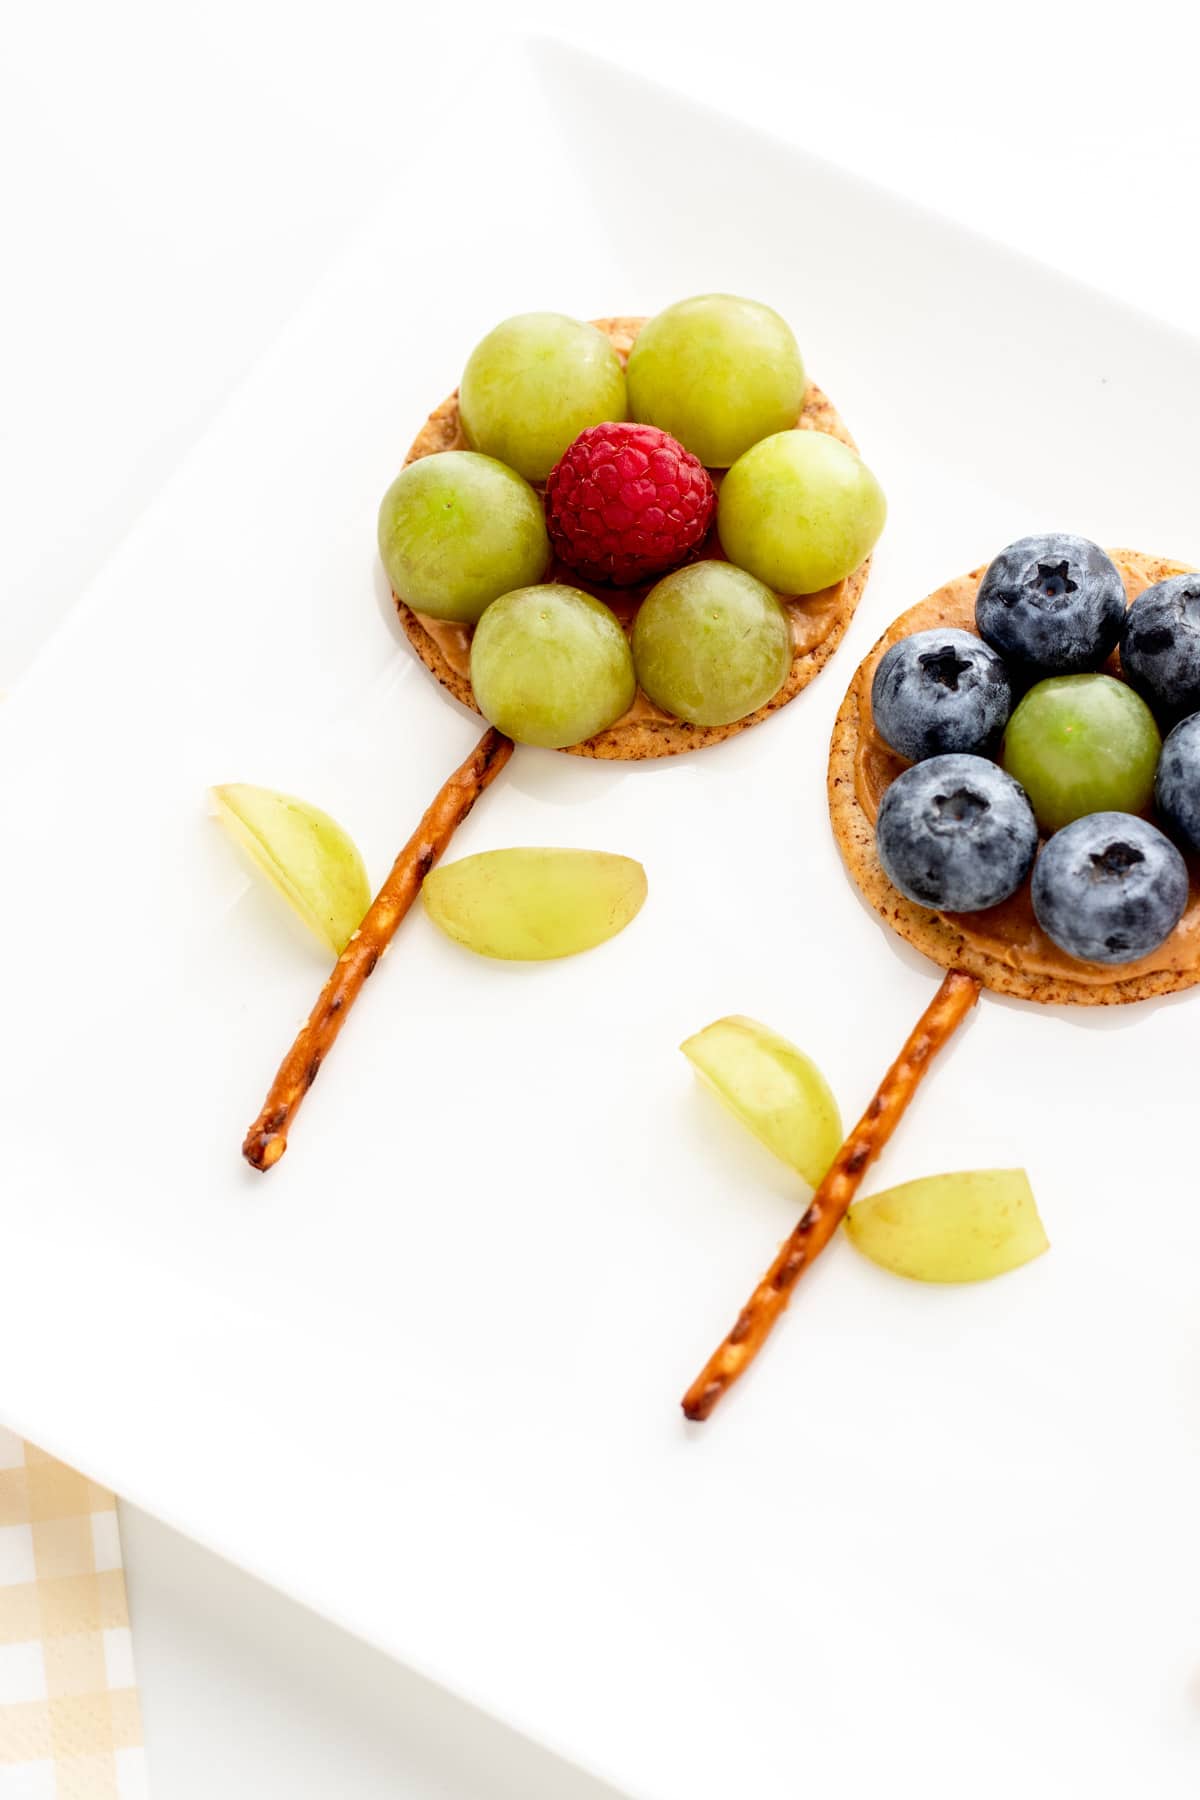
[828,540,1200,1006]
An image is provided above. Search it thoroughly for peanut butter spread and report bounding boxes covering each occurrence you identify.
[397,316,869,761]
[850,553,1200,988]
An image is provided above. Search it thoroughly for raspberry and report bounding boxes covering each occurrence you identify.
[544,423,717,587]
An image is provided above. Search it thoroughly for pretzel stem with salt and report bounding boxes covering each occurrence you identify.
[681,969,981,1421]
[243,726,513,1172]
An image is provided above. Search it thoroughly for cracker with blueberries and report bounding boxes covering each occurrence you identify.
[828,538,1200,1006]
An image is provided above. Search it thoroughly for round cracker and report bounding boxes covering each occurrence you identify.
[828,547,1200,1006]
[393,316,872,760]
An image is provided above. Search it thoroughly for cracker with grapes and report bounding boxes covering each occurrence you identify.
[232,297,887,1170]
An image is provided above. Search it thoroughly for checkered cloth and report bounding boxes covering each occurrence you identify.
[0,1428,148,1798]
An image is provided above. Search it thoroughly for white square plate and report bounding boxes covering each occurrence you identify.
[3,40,1198,1800]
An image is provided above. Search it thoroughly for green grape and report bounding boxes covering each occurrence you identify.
[1002,674,1161,832]
[845,1170,1049,1283]
[212,783,371,956]
[680,1015,843,1189]
[377,451,549,624]
[470,584,635,749]
[422,848,647,960]
[626,294,805,467]
[717,429,886,595]
[459,313,627,481]
[631,562,791,727]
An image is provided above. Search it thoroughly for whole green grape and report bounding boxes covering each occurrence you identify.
[1001,674,1162,832]
[717,429,886,594]
[377,451,549,623]
[631,562,792,727]
[459,313,627,481]
[470,585,635,749]
[626,294,806,468]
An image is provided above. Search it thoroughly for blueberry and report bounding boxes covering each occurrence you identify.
[975,534,1125,676]
[1120,574,1200,719]
[876,753,1038,912]
[1154,712,1200,851]
[871,628,1011,762]
[1031,812,1188,964]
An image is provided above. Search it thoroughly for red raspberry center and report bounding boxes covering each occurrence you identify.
[544,423,717,588]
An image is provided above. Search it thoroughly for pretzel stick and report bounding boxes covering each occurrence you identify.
[243,726,513,1172]
[681,969,981,1421]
